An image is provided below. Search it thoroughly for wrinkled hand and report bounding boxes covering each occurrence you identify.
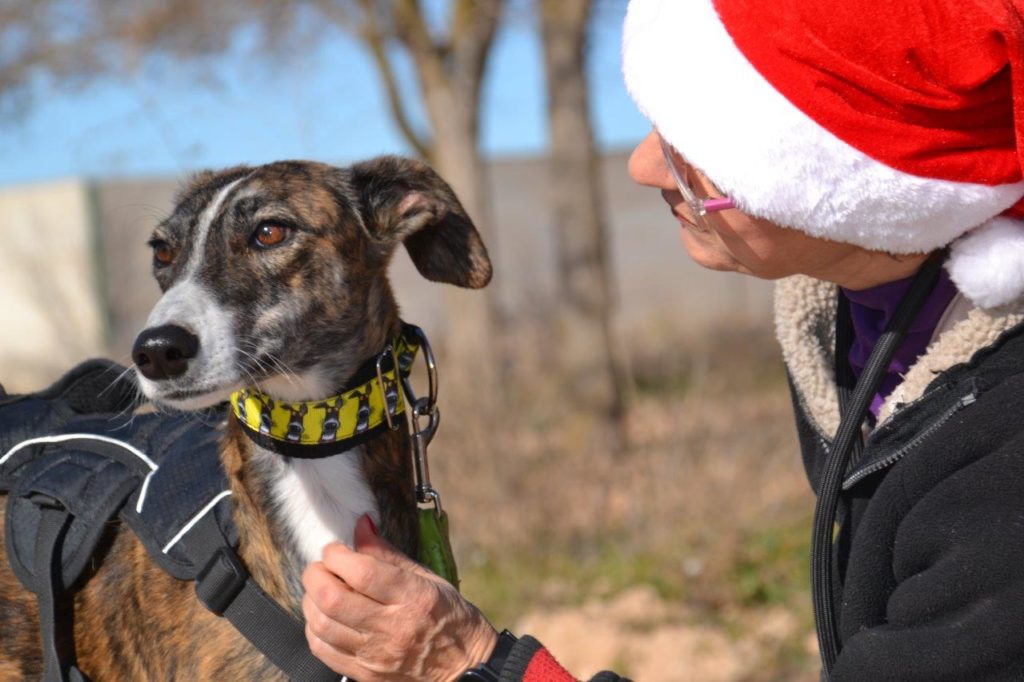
[303,515,498,682]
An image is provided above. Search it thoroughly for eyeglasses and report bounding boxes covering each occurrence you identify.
[658,134,735,231]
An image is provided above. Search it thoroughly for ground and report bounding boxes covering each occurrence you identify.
[431,327,822,681]
[515,586,817,681]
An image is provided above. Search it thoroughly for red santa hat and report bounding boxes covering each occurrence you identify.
[622,0,1024,308]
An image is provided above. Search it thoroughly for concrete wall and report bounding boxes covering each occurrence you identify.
[493,153,773,338]
[0,154,774,392]
[94,178,186,358]
[0,180,108,389]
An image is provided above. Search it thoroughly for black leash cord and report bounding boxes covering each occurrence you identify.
[812,255,944,676]
[834,294,864,470]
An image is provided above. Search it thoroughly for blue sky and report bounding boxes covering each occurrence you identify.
[0,3,648,187]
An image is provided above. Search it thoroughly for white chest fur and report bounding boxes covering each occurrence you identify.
[254,443,380,565]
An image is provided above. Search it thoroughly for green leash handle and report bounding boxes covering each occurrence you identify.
[417,505,460,590]
[399,324,459,590]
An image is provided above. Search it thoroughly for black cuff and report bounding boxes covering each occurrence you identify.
[497,635,544,682]
[591,672,632,682]
[495,634,632,682]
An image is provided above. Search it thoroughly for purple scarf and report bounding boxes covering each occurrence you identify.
[841,267,958,419]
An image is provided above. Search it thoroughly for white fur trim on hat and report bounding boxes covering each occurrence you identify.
[622,0,1024,256]
[947,218,1024,308]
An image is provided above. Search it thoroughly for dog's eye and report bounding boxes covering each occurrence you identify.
[149,240,174,268]
[252,224,292,249]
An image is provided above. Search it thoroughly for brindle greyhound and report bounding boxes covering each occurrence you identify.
[0,156,491,679]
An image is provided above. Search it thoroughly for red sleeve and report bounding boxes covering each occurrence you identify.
[498,635,629,682]
[522,647,577,681]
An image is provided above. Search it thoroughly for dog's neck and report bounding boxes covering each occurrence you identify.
[257,316,398,403]
[254,440,377,584]
[238,305,401,586]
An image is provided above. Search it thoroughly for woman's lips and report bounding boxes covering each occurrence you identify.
[671,207,710,234]
[661,189,709,233]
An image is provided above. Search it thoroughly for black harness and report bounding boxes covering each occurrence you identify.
[0,360,339,681]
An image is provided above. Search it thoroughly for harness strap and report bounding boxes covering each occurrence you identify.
[184,511,340,682]
[33,503,89,682]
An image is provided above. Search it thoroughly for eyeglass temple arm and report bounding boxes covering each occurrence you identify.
[703,197,735,212]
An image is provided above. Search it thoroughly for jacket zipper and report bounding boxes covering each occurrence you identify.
[842,392,977,490]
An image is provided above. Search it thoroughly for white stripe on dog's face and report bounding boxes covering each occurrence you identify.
[182,177,244,276]
[136,178,245,409]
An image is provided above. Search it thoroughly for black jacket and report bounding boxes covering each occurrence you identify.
[778,275,1024,681]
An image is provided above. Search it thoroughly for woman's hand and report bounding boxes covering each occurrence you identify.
[302,514,498,681]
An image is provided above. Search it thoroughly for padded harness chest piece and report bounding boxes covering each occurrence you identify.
[0,361,339,682]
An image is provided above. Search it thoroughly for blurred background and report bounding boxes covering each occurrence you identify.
[0,1,817,679]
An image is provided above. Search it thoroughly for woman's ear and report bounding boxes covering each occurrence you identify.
[350,155,492,289]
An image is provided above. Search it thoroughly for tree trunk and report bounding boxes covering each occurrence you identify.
[540,0,628,430]
[421,78,500,413]
[387,0,504,414]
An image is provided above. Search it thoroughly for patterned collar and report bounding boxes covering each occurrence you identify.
[230,326,420,458]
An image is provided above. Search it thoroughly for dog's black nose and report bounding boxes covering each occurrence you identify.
[132,325,200,381]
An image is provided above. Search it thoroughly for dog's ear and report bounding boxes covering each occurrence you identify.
[350,155,492,289]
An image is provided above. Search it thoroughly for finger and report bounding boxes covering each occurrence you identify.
[303,560,381,623]
[305,625,376,682]
[302,591,367,651]
[320,541,414,605]
[353,514,439,582]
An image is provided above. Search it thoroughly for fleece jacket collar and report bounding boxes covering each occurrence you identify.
[773,274,1024,440]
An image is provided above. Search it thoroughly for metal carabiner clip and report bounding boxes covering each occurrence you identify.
[398,325,443,508]
[410,397,442,509]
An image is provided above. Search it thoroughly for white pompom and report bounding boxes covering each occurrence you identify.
[947,217,1024,308]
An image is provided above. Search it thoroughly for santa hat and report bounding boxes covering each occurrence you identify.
[622,0,1024,308]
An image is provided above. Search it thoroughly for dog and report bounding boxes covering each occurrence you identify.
[0,156,491,680]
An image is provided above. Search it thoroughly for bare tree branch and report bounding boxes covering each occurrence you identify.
[540,0,628,429]
[450,0,503,105]
[387,0,451,116]
[391,0,438,56]
[357,0,434,160]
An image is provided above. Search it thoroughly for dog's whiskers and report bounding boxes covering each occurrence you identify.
[237,344,301,391]
[236,348,273,386]
[236,361,265,395]
[261,351,301,390]
[99,362,145,431]
[100,364,139,397]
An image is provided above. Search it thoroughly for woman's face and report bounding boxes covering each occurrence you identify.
[628,130,927,287]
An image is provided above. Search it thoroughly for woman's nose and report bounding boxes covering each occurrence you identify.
[628,129,675,190]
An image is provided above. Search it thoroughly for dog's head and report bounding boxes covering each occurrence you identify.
[132,156,491,410]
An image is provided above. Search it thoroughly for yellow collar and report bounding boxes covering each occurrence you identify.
[230,328,420,457]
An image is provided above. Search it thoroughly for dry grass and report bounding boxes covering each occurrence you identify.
[428,325,820,680]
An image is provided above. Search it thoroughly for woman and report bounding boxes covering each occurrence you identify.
[303,0,1024,679]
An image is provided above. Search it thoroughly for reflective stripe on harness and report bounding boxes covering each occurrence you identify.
[3,431,338,682]
[0,361,341,682]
